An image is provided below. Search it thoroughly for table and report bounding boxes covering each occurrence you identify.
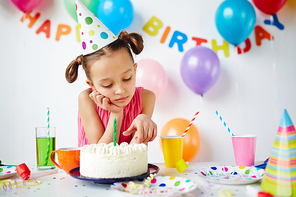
[0,162,264,197]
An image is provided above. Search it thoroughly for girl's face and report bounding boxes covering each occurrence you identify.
[87,48,137,107]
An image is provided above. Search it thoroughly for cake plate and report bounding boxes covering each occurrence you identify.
[69,164,160,184]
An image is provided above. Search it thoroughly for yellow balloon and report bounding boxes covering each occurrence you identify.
[160,118,201,162]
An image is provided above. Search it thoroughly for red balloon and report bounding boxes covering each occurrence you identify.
[10,0,42,13]
[252,0,287,15]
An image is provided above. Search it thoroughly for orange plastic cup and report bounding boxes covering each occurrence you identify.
[161,136,184,168]
[50,147,80,174]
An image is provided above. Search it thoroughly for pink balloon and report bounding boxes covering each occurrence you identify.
[10,0,42,13]
[136,59,168,101]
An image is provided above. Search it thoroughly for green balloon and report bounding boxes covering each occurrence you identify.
[64,0,100,22]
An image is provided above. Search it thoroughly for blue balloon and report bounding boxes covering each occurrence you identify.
[215,0,256,46]
[96,0,134,36]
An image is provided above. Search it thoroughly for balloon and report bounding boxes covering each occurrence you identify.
[252,0,287,15]
[136,59,167,101]
[215,0,256,46]
[64,0,100,22]
[181,46,220,96]
[97,0,134,35]
[10,0,42,13]
[160,118,201,162]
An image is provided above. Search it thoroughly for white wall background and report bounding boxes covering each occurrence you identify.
[1,0,296,165]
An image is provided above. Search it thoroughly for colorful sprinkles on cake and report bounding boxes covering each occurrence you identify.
[75,0,117,55]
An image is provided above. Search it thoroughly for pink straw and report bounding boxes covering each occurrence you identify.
[182,111,199,137]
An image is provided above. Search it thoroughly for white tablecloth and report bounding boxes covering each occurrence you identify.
[0,162,264,197]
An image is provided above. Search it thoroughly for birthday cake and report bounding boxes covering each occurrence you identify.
[80,142,148,178]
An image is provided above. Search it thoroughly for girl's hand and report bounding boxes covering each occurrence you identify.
[123,114,157,144]
[89,90,123,113]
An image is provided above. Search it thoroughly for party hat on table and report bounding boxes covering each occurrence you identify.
[261,109,296,197]
[75,0,117,55]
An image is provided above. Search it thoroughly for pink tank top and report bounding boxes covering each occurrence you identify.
[78,87,143,147]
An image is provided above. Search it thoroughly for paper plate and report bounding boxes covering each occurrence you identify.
[196,165,265,185]
[111,176,197,196]
[0,166,17,180]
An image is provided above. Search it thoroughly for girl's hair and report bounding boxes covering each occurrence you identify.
[65,31,144,83]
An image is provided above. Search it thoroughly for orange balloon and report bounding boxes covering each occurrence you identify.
[160,118,201,162]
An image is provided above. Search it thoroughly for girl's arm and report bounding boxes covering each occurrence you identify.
[78,89,122,144]
[124,89,157,144]
[141,89,156,118]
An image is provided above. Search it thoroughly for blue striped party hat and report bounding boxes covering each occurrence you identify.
[261,109,296,196]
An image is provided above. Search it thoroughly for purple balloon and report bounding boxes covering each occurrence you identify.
[181,46,220,96]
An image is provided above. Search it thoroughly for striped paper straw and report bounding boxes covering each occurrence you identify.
[44,107,51,165]
[181,111,199,137]
[215,110,234,136]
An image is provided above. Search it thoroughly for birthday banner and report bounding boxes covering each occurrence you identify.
[142,16,275,57]
[20,11,275,59]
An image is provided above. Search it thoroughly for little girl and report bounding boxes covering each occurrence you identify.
[65,31,157,147]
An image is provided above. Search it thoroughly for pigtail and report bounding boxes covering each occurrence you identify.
[118,31,144,55]
[65,55,83,83]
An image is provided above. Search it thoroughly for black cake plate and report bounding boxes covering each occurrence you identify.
[69,164,159,184]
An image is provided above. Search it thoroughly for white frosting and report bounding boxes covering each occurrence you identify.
[120,142,129,148]
[109,146,121,155]
[123,146,133,154]
[134,143,147,152]
[81,145,96,153]
[80,143,148,178]
[106,142,117,149]
[96,146,109,154]
[97,143,107,147]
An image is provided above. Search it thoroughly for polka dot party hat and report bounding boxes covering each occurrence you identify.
[76,0,117,55]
